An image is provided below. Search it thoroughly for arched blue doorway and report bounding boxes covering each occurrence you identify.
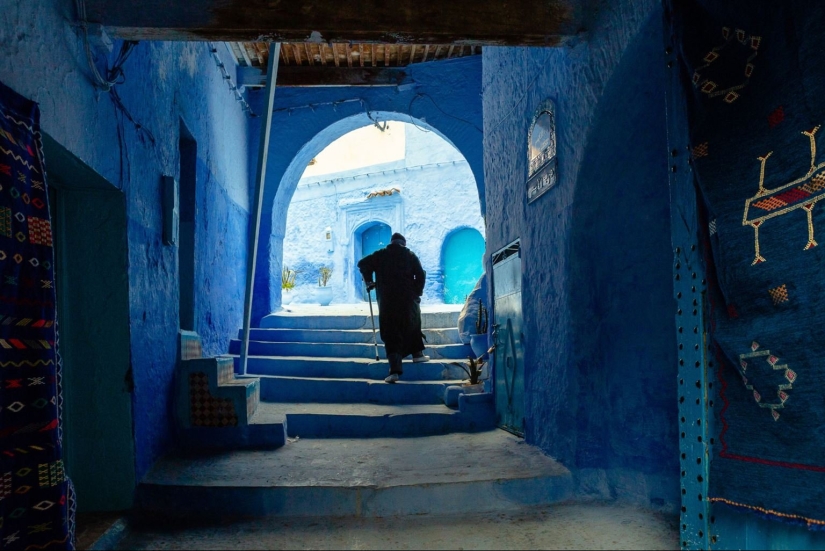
[442,227,485,304]
[354,222,392,300]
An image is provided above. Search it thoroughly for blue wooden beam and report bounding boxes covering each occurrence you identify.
[663,3,711,549]
[240,43,280,376]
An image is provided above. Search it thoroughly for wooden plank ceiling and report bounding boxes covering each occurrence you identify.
[229,42,480,86]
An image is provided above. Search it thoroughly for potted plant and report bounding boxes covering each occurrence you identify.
[469,299,489,358]
[316,266,333,306]
[281,266,298,305]
[449,355,487,394]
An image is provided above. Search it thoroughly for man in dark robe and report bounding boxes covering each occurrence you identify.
[358,232,429,383]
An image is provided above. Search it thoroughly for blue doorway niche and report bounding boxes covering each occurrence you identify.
[442,227,485,304]
[354,222,392,300]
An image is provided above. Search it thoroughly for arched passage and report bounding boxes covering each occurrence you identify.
[270,112,484,310]
[248,57,484,322]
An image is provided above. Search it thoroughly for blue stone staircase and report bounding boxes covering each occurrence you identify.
[136,310,573,520]
[230,309,496,438]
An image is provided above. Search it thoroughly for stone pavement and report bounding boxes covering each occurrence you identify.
[115,502,679,550]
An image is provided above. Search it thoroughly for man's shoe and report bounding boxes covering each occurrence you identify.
[412,354,430,363]
[384,373,400,383]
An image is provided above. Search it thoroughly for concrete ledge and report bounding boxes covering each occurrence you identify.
[176,423,287,451]
[258,376,453,405]
[89,518,128,550]
[136,474,574,519]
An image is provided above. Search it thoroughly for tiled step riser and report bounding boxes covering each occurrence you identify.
[285,396,495,438]
[260,311,461,330]
[137,475,573,518]
[239,328,463,346]
[228,340,472,360]
[258,377,449,405]
[179,358,260,426]
[236,357,467,381]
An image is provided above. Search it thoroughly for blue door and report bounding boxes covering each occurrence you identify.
[443,228,485,304]
[359,223,391,300]
[362,223,391,259]
[492,241,525,436]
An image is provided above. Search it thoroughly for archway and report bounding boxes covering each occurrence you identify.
[442,227,485,304]
[276,114,484,308]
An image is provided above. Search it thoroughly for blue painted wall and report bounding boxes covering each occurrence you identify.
[483,0,679,510]
[0,0,252,480]
[247,55,484,322]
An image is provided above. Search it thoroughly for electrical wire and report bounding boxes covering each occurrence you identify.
[207,42,257,117]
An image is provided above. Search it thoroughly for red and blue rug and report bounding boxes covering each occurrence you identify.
[0,80,74,549]
[672,0,825,528]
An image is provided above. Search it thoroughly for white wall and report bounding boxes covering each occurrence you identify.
[283,122,484,304]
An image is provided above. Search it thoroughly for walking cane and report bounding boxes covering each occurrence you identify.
[365,281,380,361]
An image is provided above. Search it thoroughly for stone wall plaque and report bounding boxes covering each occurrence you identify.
[526,99,557,203]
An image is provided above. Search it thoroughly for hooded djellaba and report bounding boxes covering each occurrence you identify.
[357,233,427,375]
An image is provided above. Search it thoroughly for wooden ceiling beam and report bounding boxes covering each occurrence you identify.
[83,0,579,45]
[291,43,303,65]
[238,65,409,87]
[305,43,314,66]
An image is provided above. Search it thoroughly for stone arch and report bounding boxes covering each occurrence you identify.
[259,110,482,317]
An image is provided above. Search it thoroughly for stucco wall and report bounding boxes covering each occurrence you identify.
[0,0,251,479]
[483,1,679,509]
[283,123,484,304]
[247,55,484,322]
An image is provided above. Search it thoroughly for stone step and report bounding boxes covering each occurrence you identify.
[227,339,473,360]
[237,327,463,346]
[175,421,287,451]
[253,375,458,405]
[178,357,261,427]
[136,431,573,519]
[234,356,467,381]
[252,396,494,438]
[259,310,461,330]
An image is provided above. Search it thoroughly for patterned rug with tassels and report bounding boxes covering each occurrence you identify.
[672,0,825,529]
[0,80,74,549]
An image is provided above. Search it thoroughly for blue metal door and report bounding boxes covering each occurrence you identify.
[362,223,391,259]
[442,228,485,304]
[360,223,391,301]
[492,241,525,436]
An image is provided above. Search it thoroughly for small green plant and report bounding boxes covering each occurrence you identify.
[475,299,488,335]
[318,266,332,287]
[450,355,486,385]
[281,266,297,291]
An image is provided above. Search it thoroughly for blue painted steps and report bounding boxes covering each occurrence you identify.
[136,431,574,519]
[252,393,495,438]
[238,327,463,346]
[228,339,473,360]
[254,375,458,405]
[260,310,461,330]
[234,356,467,381]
